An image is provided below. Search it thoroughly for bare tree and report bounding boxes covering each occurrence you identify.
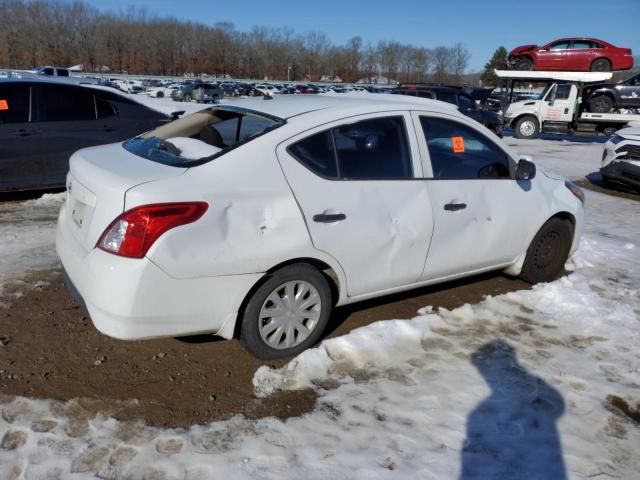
[0,0,472,83]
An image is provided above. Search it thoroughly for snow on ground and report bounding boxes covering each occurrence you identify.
[504,133,607,181]
[1,139,639,479]
[0,193,65,306]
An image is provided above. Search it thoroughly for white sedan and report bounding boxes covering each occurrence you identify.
[56,95,585,359]
[601,125,640,190]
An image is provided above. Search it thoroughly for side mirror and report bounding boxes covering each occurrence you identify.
[170,110,185,120]
[516,159,536,181]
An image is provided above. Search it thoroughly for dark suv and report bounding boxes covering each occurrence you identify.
[584,73,640,113]
[171,82,222,103]
[393,85,504,136]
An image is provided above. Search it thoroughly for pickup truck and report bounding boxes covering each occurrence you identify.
[497,70,640,139]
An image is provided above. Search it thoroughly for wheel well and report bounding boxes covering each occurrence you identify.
[590,91,614,100]
[513,114,538,128]
[232,258,341,339]
[591,57,611,66]
[549,211,576,240]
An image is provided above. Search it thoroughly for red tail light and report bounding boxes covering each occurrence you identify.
[97,202,208,258]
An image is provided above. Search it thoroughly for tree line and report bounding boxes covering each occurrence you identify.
[0,0,472,83]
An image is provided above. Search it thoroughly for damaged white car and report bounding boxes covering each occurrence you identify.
[56,95,585,359]
[601,125,640,190]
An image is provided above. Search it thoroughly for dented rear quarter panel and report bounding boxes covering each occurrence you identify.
[124,132,328,281]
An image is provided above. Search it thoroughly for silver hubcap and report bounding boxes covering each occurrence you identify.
[520,120,536,137]
[258,281,322,350]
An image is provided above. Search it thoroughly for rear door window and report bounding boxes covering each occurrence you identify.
[571,41,593,49]
[32,85,96,122]
[288,116,413,179]
[0,85,30,123]
[420,116,511,179]
[289,130,338,178]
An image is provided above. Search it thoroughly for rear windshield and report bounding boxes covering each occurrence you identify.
[123,106,284,167]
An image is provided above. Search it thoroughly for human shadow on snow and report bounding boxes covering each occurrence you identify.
[460,339,567,480]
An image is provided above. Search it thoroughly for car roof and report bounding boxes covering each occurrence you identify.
[552,37,610,45]
[228,93,458,120]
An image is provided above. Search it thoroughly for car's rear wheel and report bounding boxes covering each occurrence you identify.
[589,95,614,113]
[156,91,164,98]
[240,264,333,360]
[515,58,533,70]
[514,115,539,139]
[591,58,611,72]
[183,93,192,102]
[520,218,573,284]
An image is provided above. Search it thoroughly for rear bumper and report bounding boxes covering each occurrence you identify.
[56,207,263,340]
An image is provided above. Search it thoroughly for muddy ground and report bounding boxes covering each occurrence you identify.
[0,267,528,428]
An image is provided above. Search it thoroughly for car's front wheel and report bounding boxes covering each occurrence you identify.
[514,115,539,139]
[240,264,333,360]
[515,58,533,70]
[520,217,573,284]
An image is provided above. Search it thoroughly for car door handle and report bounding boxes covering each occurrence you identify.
[444,202,467,211]
[313,213,346,223]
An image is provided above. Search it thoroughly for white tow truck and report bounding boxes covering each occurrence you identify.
[496,69,640,139]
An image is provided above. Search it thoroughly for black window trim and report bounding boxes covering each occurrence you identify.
[286,113,419,181]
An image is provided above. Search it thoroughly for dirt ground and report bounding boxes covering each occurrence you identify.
[0,184,637,429]
[0,266,528,428]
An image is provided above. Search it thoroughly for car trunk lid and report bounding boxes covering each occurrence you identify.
[64,142,187,251]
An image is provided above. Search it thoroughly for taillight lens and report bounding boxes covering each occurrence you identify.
[97,202,208,258]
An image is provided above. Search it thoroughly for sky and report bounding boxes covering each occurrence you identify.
[78,0,640,72]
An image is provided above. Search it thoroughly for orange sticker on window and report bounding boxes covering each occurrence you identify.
[0,100,8,111]
[452,136,465,153]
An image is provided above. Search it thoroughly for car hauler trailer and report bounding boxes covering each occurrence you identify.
[495,69,640,139]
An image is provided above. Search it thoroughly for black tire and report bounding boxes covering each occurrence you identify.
[589,95,614,113]
[514,115,539,139]
[212,94,220,104]
[156,91,164,98]
[183,93,192,102]
[590,58,611,72]
[239,264,333,360]
[520,218,573,284]
[515,58,533,70]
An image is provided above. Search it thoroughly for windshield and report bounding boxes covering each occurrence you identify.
[123,106,284,167]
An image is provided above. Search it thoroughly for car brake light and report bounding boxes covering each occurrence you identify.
[97,202,208,258]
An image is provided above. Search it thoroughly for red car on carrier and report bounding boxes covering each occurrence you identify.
[507,38,633,72]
